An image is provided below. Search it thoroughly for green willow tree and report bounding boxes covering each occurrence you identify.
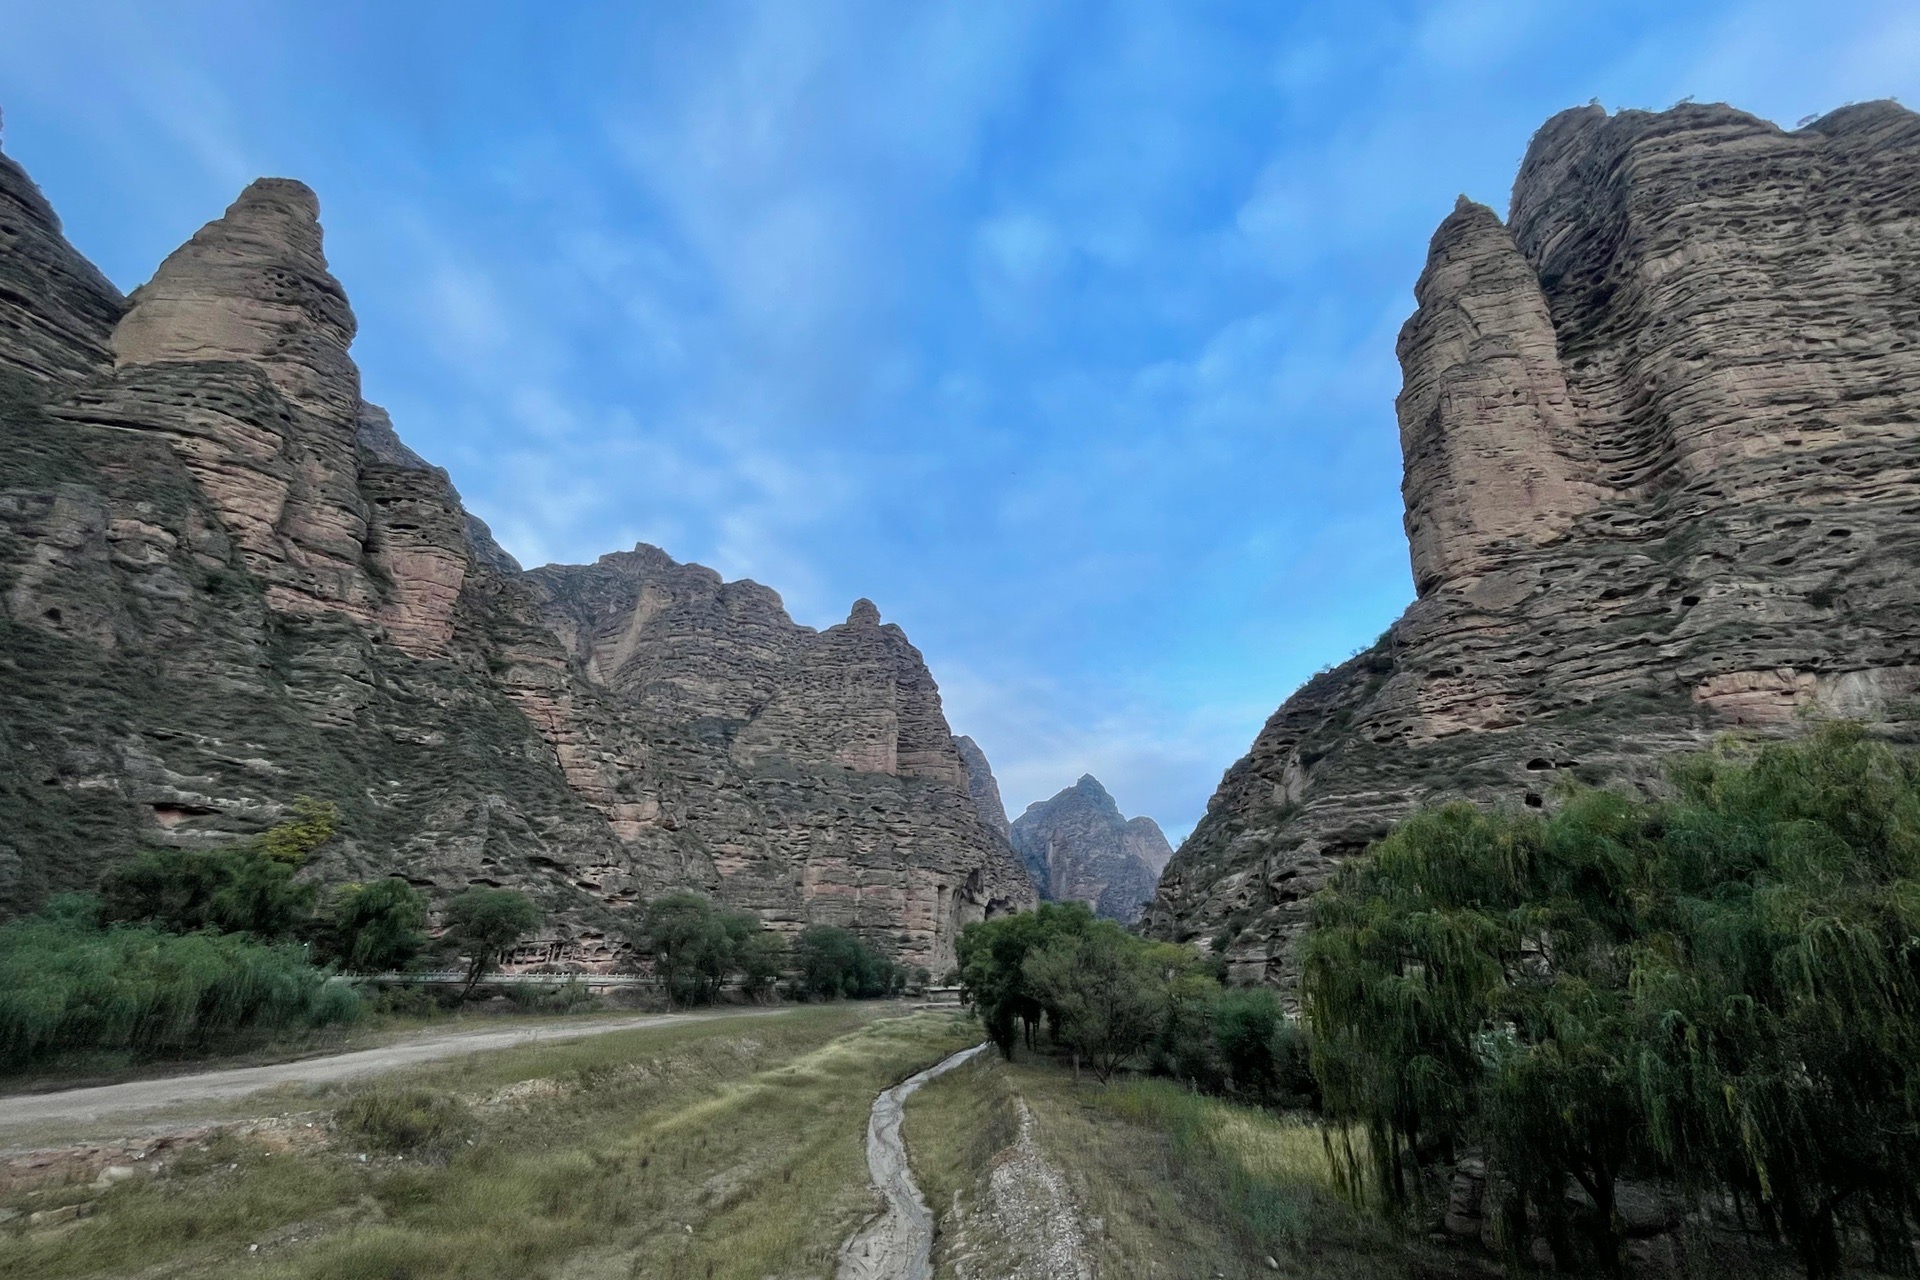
[444,888,542,998]
[1300,724,1920,1278]
[953,902,1096,1058]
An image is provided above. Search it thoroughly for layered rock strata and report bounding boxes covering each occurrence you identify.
[1147,101,1920,985]
[952,735,1011,839]
[0,148,1031,972]
[1011,775,1171,923]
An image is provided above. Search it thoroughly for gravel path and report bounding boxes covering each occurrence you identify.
[0,1008,791,1140]
[978,1097,1093,1279]
[837,1041,990,1280]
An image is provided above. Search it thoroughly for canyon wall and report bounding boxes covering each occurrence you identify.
[0,149,1031,973]
[1147,101,1920,984]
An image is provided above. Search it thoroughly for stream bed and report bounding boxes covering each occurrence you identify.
[835,1041,989,1280]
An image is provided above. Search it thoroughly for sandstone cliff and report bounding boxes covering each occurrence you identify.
[951,735,1012,839]
[1011,775,1171,923]
[0,147,1031,972]
[1147,100,1920,985]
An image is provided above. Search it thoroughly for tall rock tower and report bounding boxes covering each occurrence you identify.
[1148,101,1920,985]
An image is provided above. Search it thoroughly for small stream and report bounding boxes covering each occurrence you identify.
[836,1041,990,1280]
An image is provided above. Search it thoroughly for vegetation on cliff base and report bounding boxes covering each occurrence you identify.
[1302,723,1920,1277]
[791,923,904,999]
[636,890,785,1005]
[955,900,1314,1105]
[443,887,543,996]
[0,895,358,1068]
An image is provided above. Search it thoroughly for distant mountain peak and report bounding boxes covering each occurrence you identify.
[1011,776,1171,923]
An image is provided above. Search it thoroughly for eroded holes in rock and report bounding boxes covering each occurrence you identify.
[1681,595,1701,607]
[1828,528,1853,538]
[151,803,216,828]
[42,607,61,623]
[1524,793,1544,809]
[1525,758,1554,771]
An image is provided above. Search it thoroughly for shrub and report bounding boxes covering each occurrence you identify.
[336,1087,471,1156]
[99,798,338,940]
[0,900,358,1068]
[506,979,595,1013]
[321,878,428,973]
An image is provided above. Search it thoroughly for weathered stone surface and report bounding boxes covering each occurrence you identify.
[0,148,124,383]
[1148,101,1920,986]
[952,735,1011,839]
[1011,775,1169,923]
[0,145,1032,971]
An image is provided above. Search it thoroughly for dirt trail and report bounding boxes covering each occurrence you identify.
[0,1008,791,1142]
[837,1041,989,1280]
[974,1097,1093,1279]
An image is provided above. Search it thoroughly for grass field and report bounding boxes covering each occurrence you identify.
[906,1052,1424,1280]
[1,1005,981,1280]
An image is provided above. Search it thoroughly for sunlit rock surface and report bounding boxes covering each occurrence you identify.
[0,150,1032,972]
[1147,101,1920,985]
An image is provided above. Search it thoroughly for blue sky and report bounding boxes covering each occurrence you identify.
[3,1,1916,842]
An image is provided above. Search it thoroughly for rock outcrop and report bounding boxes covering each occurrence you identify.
[951,735,1011,839]
[0,145,1031,972]
[1147,101,1920,985]
[1011,776,1170,923]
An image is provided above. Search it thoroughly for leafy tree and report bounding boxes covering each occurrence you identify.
[322,879,428,973]
[792,926,899,999]
[254,796,338,864]
[642,893,736,1005]
[1637,725,1920,1277]
[1022,920,1167,1082]
[1300,724,1920,1278]
[1213,990,1290,1105]
[953,902,1097,1058]
[738,930,788,1002]
[444,888,542,997]
[100,797,338,941]
[1301,795,1650,1266]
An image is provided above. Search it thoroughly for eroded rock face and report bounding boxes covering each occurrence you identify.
[952,735,1011,839]
[0,147,1032,971]
[1011,775,1169,923]
[1147,101,1920,986]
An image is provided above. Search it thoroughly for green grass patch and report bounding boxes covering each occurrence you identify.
[909,1054,1418,1280]
[0,1004,977,1280]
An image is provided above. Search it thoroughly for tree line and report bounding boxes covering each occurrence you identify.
[0,797,928,1069]
[953,724,1920,1280]
[953,901,1316,1105]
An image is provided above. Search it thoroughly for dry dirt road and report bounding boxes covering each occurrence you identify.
[0,1008,793,1142]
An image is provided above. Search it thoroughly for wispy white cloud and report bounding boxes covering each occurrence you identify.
[10,0,1916,848]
